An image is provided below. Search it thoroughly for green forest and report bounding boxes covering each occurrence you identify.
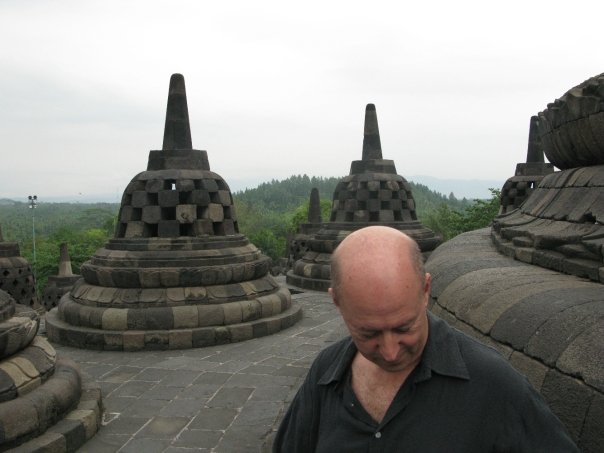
[0,175,500,292]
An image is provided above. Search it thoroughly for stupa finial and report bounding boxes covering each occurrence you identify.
[362,104,383,160]
[58,242,74,277]
[526,116,545,163]
[162,73,193,150]
[308,188,322,223]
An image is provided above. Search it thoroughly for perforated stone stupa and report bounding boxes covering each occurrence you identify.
[499,116,554,215]
[46,74,301,350]
[0,225,39,310]
[41,243,80,312]
[287,104,441,291]
[0,289,101,451]
[287,188,323,265]
[426,73,604,452]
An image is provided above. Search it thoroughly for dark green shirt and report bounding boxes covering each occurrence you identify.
[274,313,579,452]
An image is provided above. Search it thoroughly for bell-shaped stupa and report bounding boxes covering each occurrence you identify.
[46,74,301,350]
[286,104,441,291]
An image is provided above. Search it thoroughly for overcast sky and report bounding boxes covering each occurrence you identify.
[1,0,602,202]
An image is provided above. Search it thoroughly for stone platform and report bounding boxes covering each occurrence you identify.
[44,289,347,452]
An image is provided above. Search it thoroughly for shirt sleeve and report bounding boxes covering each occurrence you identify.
[272,373,319,453]
[496,379,580,453]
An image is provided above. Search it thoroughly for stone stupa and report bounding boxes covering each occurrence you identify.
[41,242,81,312]
[426,72,604,452]
[0,225,39,310]
[287,187,323,265]
[499,115,555,215]
[286,104,441,291]
[46,74,301,350]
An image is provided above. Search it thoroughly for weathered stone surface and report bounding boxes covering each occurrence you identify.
[541,370,593,442]
[538,73,604,169]
[428,226,604,449]
[580,391,604,453]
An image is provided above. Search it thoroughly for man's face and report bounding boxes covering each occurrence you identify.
[332,272,430,373]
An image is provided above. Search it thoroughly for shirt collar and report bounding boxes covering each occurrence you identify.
[419,312,470,381]
[317,311,470,386]
[317,337,357,386]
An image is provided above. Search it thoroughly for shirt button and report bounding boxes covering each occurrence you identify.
[375,432,382,439]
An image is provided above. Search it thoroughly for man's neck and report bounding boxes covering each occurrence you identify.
[350,353,417,423]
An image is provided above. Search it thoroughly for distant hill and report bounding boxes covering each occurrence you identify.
[233,174,472,219]
[408,175,503,200]
[0,174,485,245]
[0,202,118,243]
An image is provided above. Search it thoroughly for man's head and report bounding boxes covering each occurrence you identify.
[329,226,431,373]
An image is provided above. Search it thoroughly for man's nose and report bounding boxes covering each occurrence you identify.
[380,332,400,361]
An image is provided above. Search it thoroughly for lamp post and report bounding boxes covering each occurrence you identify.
[28,195,37,280]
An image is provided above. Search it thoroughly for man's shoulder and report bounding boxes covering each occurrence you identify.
[306,336,354,381]
[442,320,530,390]
[314,336,353,366]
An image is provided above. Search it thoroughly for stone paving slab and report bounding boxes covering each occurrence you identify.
[43,289,346,453]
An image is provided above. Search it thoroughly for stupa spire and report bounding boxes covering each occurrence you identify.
[308,188,322,223]
[362,104,382,160]
[162,73,192,150]
[57,242,74,277]
[526,116,545,163]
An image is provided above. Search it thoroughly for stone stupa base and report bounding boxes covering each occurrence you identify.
[286,270,331,292]
[46,301,302,351]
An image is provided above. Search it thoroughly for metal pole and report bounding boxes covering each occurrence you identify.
[28,195,37,280]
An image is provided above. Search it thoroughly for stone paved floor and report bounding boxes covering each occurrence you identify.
[44,289,346,453]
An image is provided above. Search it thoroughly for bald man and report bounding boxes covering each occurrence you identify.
[274,226,578,452]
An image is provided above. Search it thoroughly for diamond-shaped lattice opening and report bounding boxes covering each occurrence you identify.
[2,270,8,277]
[162,207,176,220]
[12,279,18,287]
[180,224,193,236]
[144,223,158,237]
[117,223,127,237]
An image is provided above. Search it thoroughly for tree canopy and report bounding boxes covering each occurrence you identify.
[0,176,501,293]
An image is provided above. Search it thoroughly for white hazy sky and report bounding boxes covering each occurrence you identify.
[1,0,602,202]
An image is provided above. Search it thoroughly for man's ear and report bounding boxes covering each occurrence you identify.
[422,273,432,306]
[328,287,340,307]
